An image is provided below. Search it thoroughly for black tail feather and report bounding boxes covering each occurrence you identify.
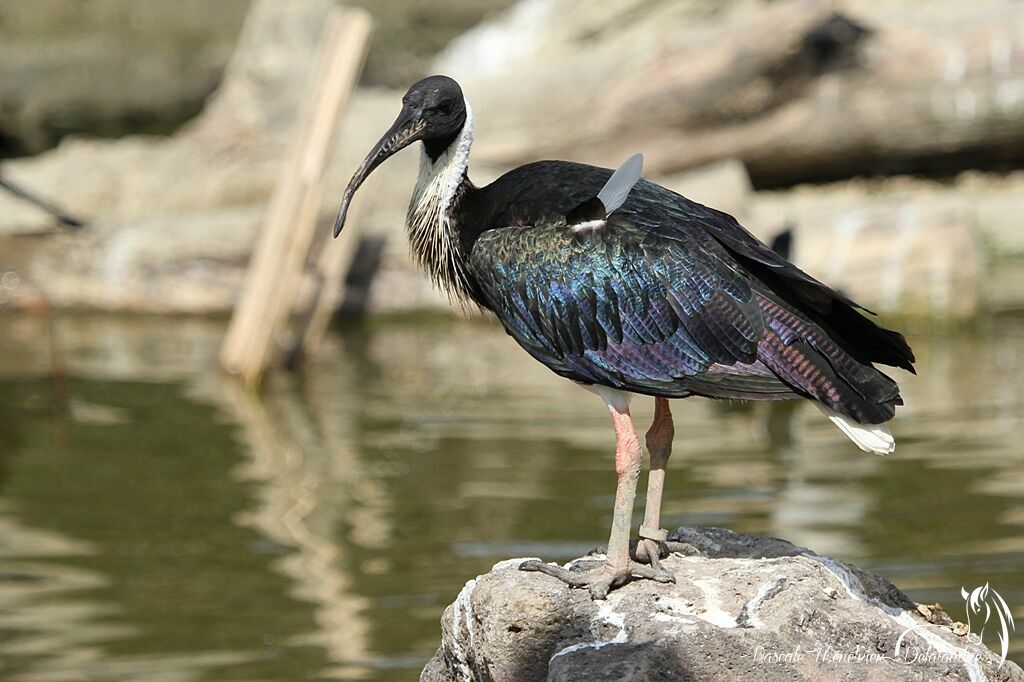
[757,294,902,424]
[824,300,916,374]
[706,217,916,375]
[737,257,916,375]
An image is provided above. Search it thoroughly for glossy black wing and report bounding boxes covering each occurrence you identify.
[467,161,910,423]
[472,161,912,375]
[469,219,795,401]
[471,217,902,422]
[619,177,916,373]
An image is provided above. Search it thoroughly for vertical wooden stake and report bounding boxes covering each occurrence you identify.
[221,6,372,387]
[284,191,365,369]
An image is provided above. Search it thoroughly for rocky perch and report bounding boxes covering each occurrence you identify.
[421,528,1023,682]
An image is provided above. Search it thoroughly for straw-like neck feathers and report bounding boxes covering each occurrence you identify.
[407,100,476,307]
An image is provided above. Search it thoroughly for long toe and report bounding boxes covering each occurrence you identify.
[630,559,675,584]
[521,557,673,599]
[518,560,587,587]
[664,541,701,556]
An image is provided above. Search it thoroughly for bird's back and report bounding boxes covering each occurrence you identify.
[464,160,914,425]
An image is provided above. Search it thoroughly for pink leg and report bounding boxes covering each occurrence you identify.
[643,397,674,532]
[637,398,674,570]
[520,401,671,598]
[606,406,643,573]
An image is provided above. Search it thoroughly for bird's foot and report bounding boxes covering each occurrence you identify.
[633,538,675,584]
[520,555,674,600]
[630,526,680,583]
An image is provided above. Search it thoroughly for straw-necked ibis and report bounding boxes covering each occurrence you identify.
[333,75,915,599]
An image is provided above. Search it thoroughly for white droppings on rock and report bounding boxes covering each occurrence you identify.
[550,593,628,661]
[596,593,626,636]
[690,578,738,628]
[550,641,598,659]
[806,555,889,610]
[448,559,542,678]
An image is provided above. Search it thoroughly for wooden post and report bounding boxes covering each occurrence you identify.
[283,191,365,369]
[220,6,371,387]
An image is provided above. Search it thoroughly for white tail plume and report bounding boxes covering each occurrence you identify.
[815,403,895,454]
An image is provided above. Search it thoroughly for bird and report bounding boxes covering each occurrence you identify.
[332,75,915,599]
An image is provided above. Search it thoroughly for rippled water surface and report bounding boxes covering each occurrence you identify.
[0,315,1022,680]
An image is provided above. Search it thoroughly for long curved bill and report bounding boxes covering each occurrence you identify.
[333,108,425,238]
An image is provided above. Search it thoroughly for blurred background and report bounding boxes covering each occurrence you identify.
[1,0,1022,679]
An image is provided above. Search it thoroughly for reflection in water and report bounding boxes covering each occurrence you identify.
[214,377,374,679]
[0,315,1021,679]
[0,376,322,681]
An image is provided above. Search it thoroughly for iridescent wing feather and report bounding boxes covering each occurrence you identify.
[467,161,913,424]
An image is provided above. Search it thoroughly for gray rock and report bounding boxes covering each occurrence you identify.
[421,527,1024,682]
[0,0,249,156]
[0,0,518,155]
[0,0,344,313]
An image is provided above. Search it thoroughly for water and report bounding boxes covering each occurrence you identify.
[0,315,1022,680]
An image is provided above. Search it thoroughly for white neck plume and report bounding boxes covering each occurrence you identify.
[406,100,475,306]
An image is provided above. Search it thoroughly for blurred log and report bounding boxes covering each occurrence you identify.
[220,6,371,387]
[656,159,753,220]
[3,0,1020,320]
[748,185,982,319]
[446,0,1024,186]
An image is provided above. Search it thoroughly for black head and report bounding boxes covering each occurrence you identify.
[332,75,467,237]
[402,75,467,157]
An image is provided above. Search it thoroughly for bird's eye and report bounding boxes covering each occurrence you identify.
[437,100,453,115]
